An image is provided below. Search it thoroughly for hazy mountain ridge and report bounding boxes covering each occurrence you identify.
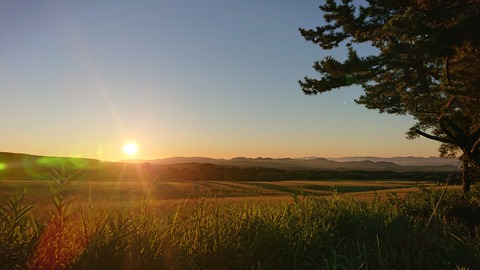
[328,156,459,167]
[0,151,458,178]
[135,156,458,172]
[1,152,458,181]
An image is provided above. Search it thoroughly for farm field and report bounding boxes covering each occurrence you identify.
[2,178,478,269]
[0,178,433,212]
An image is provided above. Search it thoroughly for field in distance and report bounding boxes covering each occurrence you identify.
[0,179,437,214]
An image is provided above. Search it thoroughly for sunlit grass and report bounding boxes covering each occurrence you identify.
[1,177,479,269]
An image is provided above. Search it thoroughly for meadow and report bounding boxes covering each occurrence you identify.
[1,176,480,269]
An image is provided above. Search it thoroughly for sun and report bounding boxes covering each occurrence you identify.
[122,143,138,156]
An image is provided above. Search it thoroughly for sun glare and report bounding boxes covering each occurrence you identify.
[122,143,138,156]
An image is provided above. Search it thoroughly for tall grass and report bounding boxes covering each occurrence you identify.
[1,180,480,269]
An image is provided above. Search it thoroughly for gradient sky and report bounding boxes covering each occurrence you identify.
[0,0,441,161]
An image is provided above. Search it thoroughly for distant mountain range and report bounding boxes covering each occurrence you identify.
[1,152,460,181]
[128,156,459,172]
[0,151,459,173]
[327,156,460,167]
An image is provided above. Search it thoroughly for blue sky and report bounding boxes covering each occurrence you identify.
[0,0,440,160]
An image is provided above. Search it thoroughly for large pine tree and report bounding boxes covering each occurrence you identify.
[299,0,480,191]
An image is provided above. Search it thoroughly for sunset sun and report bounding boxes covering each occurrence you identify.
[122,143,138,156]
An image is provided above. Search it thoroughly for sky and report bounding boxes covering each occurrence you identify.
[0,0,441,161]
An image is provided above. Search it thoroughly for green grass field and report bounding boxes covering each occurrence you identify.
[1,177,479,269]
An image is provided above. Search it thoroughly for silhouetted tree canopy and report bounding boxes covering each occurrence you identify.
[299,0,480,191]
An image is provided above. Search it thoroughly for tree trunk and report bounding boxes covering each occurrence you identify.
[438,118,480,193]
[415,119,480,192]
[462,155,472,193]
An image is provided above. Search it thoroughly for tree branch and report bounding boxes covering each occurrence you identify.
[471,138,480,154]
[467,127,480,153]
[440,117,468,146]
[415,129,455,144]
[438,118,461,145]
[437,96,455,121]
[445,51,452,86]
